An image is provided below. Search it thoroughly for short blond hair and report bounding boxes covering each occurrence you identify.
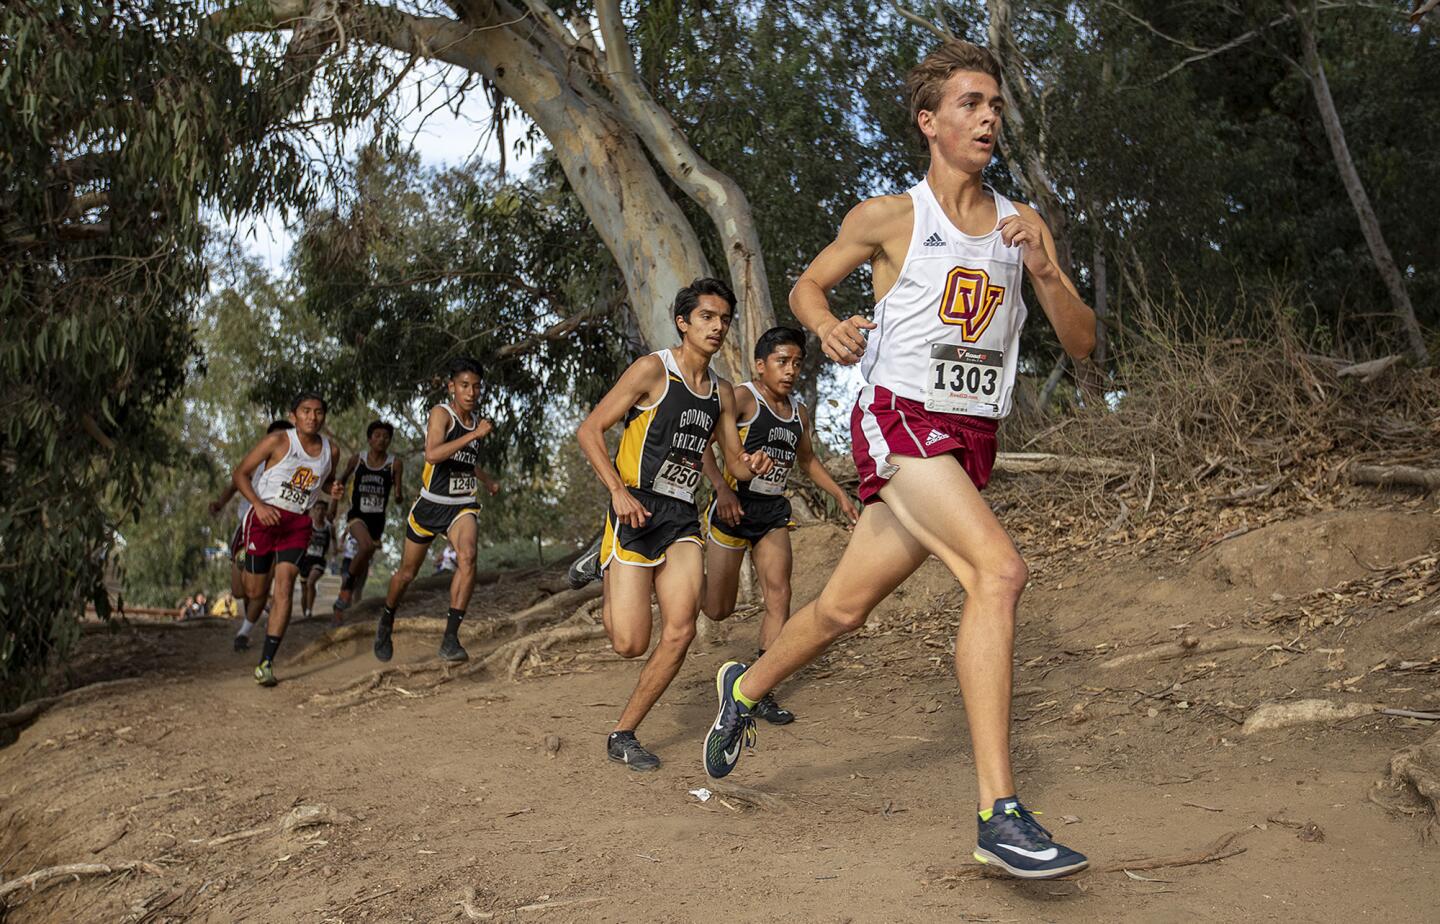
[905,41,1003,144]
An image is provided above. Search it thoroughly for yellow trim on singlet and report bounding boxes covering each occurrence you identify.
[421,460,435,493]
[614,405,659,488]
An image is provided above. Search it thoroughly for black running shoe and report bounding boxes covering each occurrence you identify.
[751,692,795,725]
[373,623,393,662]
[233,634,249,653]
[438,635,469,662]
[607,731,661,771]
[974,797,1089,879]
[566,535,603,589]
[704,661,756,779]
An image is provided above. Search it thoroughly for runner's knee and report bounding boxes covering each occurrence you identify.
[815,596,869,635]
[611,630,649,659]
[659,619,696,650]
[972,553,1028,602]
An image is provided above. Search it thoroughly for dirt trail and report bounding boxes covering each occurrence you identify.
[2,504,1438,922]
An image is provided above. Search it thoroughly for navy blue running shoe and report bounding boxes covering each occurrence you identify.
[703,661,756,779]
[974,797,1088,879]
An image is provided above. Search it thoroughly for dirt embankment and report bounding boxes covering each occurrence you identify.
[1,502,1437,922]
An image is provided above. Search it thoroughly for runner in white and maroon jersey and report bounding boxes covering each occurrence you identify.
[701,41,1096,880]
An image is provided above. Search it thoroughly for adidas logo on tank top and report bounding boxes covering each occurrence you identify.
[861,180,1029,419]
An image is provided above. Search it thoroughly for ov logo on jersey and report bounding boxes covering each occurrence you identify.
[278,467,318,506]
[937,266,1006,342]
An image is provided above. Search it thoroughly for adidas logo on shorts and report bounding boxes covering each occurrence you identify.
[922,232,946,247]
[924,429,946,447]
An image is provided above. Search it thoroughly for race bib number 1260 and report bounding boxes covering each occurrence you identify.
[925,343,1004,418]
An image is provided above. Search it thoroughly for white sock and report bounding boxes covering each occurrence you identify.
[237,618,258,639]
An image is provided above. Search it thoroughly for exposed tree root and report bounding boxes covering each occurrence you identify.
[309,660,464,708]
[1100,633,1278,670]
[1242,699,1378,734]
[0,677,145,733]
[459,886,603,919]
[505,584,603,635]
[1387,726,1440,820]
[0,860,163,903]
[482,606,606,681]
[1099,830,1248,872]
[291,619,449,666]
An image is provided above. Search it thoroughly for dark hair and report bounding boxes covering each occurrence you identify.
[366,420,394,439]
[291,392,327,413]
[906,41,1003,144]
[673,277,736,336]
[754,326,807,361]
[448,356,484,380]
[266,419,295,434]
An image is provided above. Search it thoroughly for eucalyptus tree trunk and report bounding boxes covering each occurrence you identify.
[225,0,777,380]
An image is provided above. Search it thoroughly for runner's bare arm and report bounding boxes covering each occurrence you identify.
[209,482,237,515]
[232,431,288,525]
[701,444,743,527]
[474,465,500,496]
[392,458,406,504]
[1000,203,1095,358]
[324,445,344,501]
[795,406,859,523]
[715,380,774,478]
[335,452,359,489]
[577,355,665,526]
[424,407,493,464]
[790,196,912,365]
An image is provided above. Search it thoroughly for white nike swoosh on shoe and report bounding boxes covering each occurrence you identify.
[996,844,1058,861]
[723,743,741,764]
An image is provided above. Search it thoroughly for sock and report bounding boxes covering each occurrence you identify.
[260,634,282,664]
[379,605,396,631]
[979,796,1019,822]
[732,673,758,710]
[444,607,464,639]
[237,618,258,639]
[610,729,635,741]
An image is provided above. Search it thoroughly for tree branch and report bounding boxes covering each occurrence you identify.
[593,0,775,375]
[892,3,956,40]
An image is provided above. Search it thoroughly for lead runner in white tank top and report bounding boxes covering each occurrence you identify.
[862,179,1027,419]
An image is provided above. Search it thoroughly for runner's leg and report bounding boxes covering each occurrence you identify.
[445,513,479,613]
[603,560,657,659]
[737,504,928,699]
[614,542,702,732]
[867,454,1027,805]
[750,528,793,650]
[264,561,300,645]
[699,540,745,622]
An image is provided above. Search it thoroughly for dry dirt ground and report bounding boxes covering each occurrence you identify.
[2,499,1438,923]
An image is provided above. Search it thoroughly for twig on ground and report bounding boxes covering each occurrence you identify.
[1100,634,1277,670]
[1099,830,1247,872]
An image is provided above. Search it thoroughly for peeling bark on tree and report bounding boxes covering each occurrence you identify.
[226,0,776,378]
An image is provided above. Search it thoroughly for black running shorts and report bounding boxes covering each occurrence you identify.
[600,488,702,569]
[405,497,480,545]
[346,510,386,543]
[704,493,792,550]
[297,554,327,576]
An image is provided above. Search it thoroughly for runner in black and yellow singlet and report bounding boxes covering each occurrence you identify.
[575,278,776,772]
[331,420,404,622]
[372,358,500,666]
[699,326,859,725]
[600,348,721,566]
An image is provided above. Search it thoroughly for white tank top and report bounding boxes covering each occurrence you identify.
[255,430,333,514]
[860,180,1028,419]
